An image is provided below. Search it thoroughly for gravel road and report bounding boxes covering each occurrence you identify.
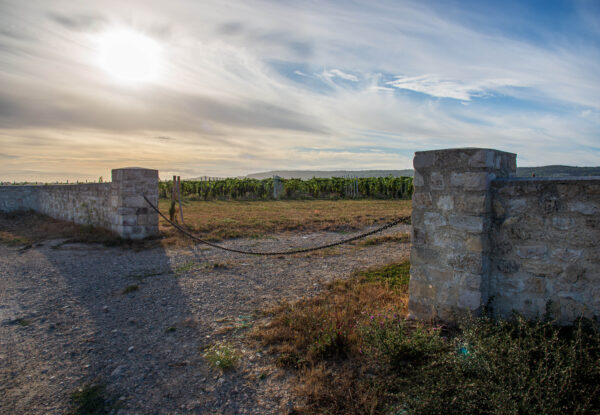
[0,225,410,414]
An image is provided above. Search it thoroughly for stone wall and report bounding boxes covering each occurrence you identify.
[408,147,600,325]
[490,178,600,324]
[0,168,158,239]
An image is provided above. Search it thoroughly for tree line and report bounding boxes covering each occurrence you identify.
[159,176,413,200]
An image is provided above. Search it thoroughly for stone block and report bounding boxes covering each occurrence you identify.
[409,279,436,299]
[515,245,548,260]
[465,236,484,253]
[521,261,562,278]
[413,151,437,169]
[412,192,432,208]
[424,212,446,227]
[456,272,483,291]
[468,149,495,168]
[568,201,598,215]
[448,214,485,233]
[457,289,482,310]
[551,216,575,230]
[550,247,582,263]
[447,253,484,274]
[436,195,453,211]
[492,199,505,218]
[413,171,424,187]
[122,195,145,208]
[453,193,488,214]
[411,227,427,246]
[430,172,445,190]
[495,259,520,273]
[450,172,488,190]
[411,246,442,265]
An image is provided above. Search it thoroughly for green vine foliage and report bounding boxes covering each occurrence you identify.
[159,176,413,201]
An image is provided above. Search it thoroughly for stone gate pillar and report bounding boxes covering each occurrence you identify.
[408,148,516,321]
[111,167,159,240]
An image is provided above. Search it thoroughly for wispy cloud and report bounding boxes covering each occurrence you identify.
[387,74,522,101]
[323,69,359,82]
[0,0,598,180]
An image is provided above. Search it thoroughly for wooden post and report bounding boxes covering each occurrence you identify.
[177,176,184,224]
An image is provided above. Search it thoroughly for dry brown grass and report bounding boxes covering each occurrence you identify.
[0,199,411,249]
[254,261,410,414]
[159,199,411,245]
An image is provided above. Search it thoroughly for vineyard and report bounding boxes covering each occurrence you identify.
[158,176,413,200]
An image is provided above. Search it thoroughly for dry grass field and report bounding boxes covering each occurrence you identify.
[0,199,411,248]
[159,199,412,244]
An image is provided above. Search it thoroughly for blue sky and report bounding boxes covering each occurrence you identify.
[0,0,598,180]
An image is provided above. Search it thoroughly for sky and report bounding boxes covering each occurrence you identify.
[0,0,599,181]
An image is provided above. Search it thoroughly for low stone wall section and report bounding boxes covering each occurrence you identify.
[0,168,158,239]
[408,147,600,325]
[490,177,600,323]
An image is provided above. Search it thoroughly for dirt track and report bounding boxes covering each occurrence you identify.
[0,225,410,414]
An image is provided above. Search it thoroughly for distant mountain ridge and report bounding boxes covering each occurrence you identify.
[245,170,414,180]
[515,165,600,177]
[243,166,600,180]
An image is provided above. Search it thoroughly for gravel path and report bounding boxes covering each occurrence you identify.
[0,225,410,414]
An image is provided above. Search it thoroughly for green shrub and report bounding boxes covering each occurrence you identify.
[364,317,446,370]
[397,316,600,415]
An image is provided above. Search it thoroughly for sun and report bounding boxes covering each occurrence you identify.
[97,29,161,83]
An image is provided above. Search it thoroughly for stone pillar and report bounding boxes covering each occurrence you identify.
[408,148,516,321]
[111,167,159,240]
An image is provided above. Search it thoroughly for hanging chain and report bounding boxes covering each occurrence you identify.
[143,196,409,256]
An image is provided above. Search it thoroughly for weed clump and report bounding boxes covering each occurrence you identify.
[203,341,240,371]
[69,383,113,415]
[120,284,139,295]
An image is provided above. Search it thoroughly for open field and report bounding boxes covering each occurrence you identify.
[159,198,411,243]
[0,199,411,249]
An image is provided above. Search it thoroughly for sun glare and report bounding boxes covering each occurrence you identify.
[97,29,161,83]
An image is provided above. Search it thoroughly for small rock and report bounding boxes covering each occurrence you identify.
[111,365,126,377]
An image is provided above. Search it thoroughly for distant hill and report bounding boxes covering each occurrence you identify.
[242,166,600,180]
[516,165,600,177]
[245,170,414,179]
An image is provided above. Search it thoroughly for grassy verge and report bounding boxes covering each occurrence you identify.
[255,261,600,414]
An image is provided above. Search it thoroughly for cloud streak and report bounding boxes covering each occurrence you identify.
[0,0,598,181]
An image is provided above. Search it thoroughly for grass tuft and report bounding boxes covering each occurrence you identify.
[120,284,139,295]
[354,260,410,289]
[174,261,197,275]
[69,383,112,415]
[203,341,240,371]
